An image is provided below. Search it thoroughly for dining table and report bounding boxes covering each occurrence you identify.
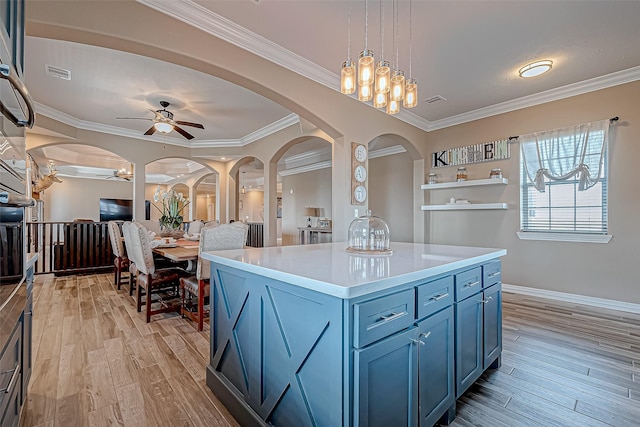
[152,238,199,270]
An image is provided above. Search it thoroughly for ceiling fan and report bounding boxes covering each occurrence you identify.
[117,101,205,140]
[104,163,134,181]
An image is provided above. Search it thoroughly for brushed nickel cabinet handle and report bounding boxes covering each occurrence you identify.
[420,331,432,340]
[429,293,449,301]
[464,281,480,288]
[379,312,405,322]
[488,271,500,278]
[411,338,426,346]
[1,365,20,394]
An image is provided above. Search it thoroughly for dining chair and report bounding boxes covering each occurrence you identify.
[107,221,129,290]
[180,222,248,330]
[121,222,139,297]
[138,219,162,235]
[188,220,204,235]
[128,221,189,323]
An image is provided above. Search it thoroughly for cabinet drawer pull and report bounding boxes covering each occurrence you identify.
[420,331,432,340]
[429,293,449,302]
[411,338,426,346]
[379,312,406,322]
[478,296,494,305]
[1,364,20,394]
[464,280,480,288]
[487,271,500,278]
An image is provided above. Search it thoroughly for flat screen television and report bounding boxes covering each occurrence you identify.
[99,198,133,222]
[99,199,151,222]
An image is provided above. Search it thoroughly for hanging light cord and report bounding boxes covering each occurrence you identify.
[379,0,384,60]
[393,0,398,69]
[364,0,368,50]
[347,0,351,60]
[409,0,412,77]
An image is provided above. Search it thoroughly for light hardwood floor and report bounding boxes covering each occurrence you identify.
[22,273,640,426]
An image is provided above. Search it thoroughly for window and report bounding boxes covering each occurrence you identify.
[519,120,610,242]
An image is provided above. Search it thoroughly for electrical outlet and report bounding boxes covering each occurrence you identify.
[354,208,359,218]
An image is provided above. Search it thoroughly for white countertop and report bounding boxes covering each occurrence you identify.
[201,242,506,299]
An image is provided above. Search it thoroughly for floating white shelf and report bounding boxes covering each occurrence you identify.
[421,203,508,211]
[420,177,508,190]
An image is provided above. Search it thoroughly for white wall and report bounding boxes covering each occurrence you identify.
[425,81,640,304]
[42,176,133,222]
[238,190,264,223]
[369,152,414,243]
[282,168,332,245]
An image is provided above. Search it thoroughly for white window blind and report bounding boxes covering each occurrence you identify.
[520,120,609,235]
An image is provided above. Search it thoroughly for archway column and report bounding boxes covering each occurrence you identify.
[413,158,426,243]
[331,136,359,242]
[263,161,278,247]
[132,161,146,221]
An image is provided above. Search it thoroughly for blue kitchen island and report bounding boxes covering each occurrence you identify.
[202,242,506,427]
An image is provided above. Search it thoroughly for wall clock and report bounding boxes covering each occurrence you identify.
[351,142,367,205]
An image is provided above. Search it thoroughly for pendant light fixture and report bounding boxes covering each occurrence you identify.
[389,0,405,103]
[374,0,390,98]
[340,0,355,94]
[403,0,418,108]
[357,0,374,88]
[339,0,419,115]
[241,171,246,194]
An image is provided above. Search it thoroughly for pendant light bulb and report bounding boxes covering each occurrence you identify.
[390,70,405,102]
[358,82,373,102]
[386,98,400,115]
[375,60,391,94]
[341,60,356,94]
[403,78,418,108]
[358,50,375,87]
[373,91,387,108]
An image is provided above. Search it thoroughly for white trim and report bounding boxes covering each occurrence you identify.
[503,283,640,315]
[278,160,332,177]
[137,1,640,133]
[421,203,508,211]
[516,231,612,243]
[369,145,407,159]
[421,178,508,190]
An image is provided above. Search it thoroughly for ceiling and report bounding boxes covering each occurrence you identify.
[25,0,640,183]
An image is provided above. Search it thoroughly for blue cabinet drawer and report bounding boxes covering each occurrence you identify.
[454,267,482,301]
[416,276,454,320]
[354,289,415,348]
[483,261,501,288]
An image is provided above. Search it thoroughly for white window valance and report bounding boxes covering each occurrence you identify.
[520,119,609,192]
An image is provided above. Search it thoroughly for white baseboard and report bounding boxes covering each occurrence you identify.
[502,283,640,315]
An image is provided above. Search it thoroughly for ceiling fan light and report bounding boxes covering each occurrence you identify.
[519,60,553,78]
[154,122,173,133]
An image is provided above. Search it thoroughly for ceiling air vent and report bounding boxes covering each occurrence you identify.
[45,64,71,80]
[425,95,447,104]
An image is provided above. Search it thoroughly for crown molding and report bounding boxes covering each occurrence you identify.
[369,145,407,159]
[429,66,640,131]
[35,102,300,148]
[278,160,332,177]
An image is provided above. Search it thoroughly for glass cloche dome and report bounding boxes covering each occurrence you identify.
[346,210,392,255]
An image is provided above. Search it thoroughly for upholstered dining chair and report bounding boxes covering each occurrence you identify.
[127,221,189,323]
[180,222,248,331]
[188,220,204,235]
[121,222,139,296]
[138,219,162,235]
[108,221,129,290]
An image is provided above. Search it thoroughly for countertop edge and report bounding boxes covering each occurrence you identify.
[202,248,506,299]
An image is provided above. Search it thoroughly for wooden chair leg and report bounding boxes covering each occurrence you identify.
[198,279,205,331]
[146,278,152,323]
[114,263,120,290]
[136,281,142,312]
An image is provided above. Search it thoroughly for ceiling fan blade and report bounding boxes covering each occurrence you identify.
[116,117,153,121]
[175,120,204,129]
[144,126,157,136]
[173,125,195,140]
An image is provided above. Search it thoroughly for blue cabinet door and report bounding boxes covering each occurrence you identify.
[483,283,502,368]
[417,306,455,427]
[455,294,483,397]
[354,328,418,427]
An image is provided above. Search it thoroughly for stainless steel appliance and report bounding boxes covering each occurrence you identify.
[0,2,35,422]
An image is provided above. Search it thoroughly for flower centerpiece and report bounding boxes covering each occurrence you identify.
[153,186,190,237]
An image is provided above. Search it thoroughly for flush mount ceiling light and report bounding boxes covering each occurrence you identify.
[519,60,553,78]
